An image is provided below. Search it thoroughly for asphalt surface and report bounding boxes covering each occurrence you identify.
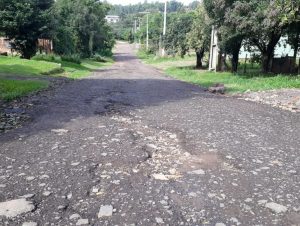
[0,43,299,226]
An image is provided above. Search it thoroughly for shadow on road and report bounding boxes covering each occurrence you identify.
[0,75,223,142]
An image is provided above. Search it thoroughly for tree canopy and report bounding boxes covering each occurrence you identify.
[0,0,54,58]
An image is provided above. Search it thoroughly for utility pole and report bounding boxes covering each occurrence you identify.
[134,19,137,45]
[146,13,149,51]
[161,0,167,57]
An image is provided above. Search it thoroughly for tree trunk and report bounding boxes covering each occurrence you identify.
[261,34,281,73]
[196,48,204,69]
[231,40,242,73]
[261,49,275,73]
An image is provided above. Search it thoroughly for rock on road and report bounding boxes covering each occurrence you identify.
[0,43,299,226]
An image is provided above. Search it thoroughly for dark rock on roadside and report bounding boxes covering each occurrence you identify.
[208,83,226,94]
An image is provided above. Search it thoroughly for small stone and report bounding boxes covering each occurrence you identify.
[0,184,6,188]
[188,169,205,175]
[20,194,35,199]
[92,187,99,193]
[22,222,38,226]
[76,219,89,225]
[39,175,49,179]
[71,162,80,166]
[58,205,67,211]
[0,199,35,218]
[155,217,164,224]
[51,129,69,134]
[152,174,169,181]
[69,213,81,220]
[215,223,226,226]
[67,193,72,199]
[245,198,252,203]
[26,176,35,181]
[98,205,113,218]
[43,191,52,197]
[265,202,288,213]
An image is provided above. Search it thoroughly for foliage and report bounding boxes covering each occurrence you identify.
[225,0,300,72]
[61,55,81,64]
[31,54,61,62]
[187,5,211,68]
[0,0,54,59]
[52,0,115,58]
[109,1,184,16]
[165,13,194,57]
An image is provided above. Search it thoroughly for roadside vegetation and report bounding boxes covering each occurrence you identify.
[138,49,300,93]
[124,0,300,94]
[0,55,113,101]
[0,0,115,101]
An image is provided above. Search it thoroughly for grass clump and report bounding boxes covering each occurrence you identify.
[0,79,48,101]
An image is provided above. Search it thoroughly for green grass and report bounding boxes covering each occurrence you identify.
[0,56,61,76]
[166,67,300,93]
[0,55,113,101]
[137,50,300,93]
[0,79,48,101]
[60,59,113,79]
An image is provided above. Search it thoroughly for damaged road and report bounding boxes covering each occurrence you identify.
[0,43,299,226]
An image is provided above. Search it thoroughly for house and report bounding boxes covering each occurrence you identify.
[0,37,12,54]
[0,37,53,55]
[105,15,120,24]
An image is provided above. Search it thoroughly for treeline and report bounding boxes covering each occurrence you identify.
[135,0,300,73]
[109,1,200,17]
[0,0,114,59]
[110,1,200,43]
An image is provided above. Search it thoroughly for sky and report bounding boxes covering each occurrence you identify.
[106,0,196,6]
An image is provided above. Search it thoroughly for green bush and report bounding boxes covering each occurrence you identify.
[61,54,81,64]
[91,54,107,62]
[41,67,65,75]
[32,54,61,62]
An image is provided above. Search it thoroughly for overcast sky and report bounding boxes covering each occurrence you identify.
[105,0,196,6]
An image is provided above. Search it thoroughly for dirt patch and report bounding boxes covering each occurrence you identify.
[236,89,300,113]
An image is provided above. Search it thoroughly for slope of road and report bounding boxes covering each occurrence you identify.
[0,43,299,225]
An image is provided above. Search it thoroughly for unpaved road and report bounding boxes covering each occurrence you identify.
[0,43,299,226]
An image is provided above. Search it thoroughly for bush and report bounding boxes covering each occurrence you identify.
[91,54,107,62]
[61,54,81,64]
[41,67,65,75]
[32,54,61,62]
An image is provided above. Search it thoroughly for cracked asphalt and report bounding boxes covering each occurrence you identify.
[0,43,300,226]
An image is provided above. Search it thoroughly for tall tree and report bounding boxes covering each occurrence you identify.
[53,0,114,57]
[0,0,54,59]
[165,13,194,58]
[226,0,299,72]
[187,5,211,68]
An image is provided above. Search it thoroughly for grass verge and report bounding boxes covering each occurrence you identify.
[137,50,300,93]
[0,79,48,101]
[0,56,61,76]
[0,55,113,101]
[166,67,300,93]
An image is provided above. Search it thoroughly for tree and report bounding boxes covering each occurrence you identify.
[203,0,244,72]
[0,0,54,59]
[226,0,299,73]
[53,0,114,57]
[165,13,194,58]
[187,5,211,68]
